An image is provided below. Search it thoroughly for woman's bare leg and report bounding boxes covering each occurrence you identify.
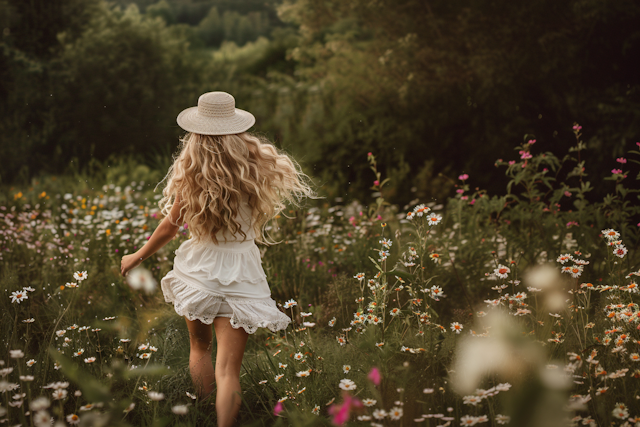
[213,317,249,427]
[185,318,215,399]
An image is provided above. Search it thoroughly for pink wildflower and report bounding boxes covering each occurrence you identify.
[528,139,536,144]
[616,158,627,164]
[458,174,469,181]
[612,169,622,175]
[328,393,363,426]
[368,367,381,386]
[373,180,380,186]
[508,160,515,165]
[274,401,284,416]
[329,401,350,425]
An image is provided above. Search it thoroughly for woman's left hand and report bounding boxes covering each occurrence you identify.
[121,253,143,277]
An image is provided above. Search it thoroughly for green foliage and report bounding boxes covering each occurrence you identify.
[145,0,176,25]
[197,8,271,48]
[52,3,202,163]
[3,0,640,205]
[273,0,640,203]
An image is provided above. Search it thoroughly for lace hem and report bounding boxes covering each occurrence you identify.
[160,272,291,334]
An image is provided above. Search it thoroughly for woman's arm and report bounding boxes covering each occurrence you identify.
[121,194,184,276]
[136,193,185,261]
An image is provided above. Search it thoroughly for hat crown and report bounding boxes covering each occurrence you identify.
[197,92,235,119]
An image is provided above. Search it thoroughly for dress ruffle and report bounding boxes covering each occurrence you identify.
[175,238,267,286]
[160,271,291,334]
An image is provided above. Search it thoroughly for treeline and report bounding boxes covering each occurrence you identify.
[144,0,274,47]
[1,0,639,205]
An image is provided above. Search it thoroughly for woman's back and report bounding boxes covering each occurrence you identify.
[207,193,257,243]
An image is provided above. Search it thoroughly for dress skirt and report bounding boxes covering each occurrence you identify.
[160,237,291,334]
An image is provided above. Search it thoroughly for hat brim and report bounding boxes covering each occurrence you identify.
[176,106,256,135]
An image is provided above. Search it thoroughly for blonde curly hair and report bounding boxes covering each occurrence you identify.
[157,132,316,245]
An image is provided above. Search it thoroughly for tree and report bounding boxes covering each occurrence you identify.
[274,0,640,203]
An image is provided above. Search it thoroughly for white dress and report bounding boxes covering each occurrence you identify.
[160,197,291,334]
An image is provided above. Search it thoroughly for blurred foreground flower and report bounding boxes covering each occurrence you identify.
[452,310,572,427]
[126,267,157,294]
[451,310,545,395]
[328,392,363,426]
[524,264,567,311]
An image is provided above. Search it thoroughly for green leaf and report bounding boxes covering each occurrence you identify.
[368,256,382,271]
[384,270,416,281]
[578,181,592,195]
[124,364,170,379]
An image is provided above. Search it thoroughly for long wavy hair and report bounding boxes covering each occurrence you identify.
[157,132,316,245]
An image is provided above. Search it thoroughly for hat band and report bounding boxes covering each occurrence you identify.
[197,104,235,118]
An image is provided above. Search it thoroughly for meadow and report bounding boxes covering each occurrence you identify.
[1,125,640,427]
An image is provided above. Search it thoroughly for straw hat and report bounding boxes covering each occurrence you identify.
[176,91,255,135]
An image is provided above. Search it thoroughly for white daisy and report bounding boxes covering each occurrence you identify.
[9,349,24,359]
[613,245,627,258]
[493,264,510,279]
[10,290,28,304]
[148,391,164,401]
[66,413,80,425]
[601,229,620,240]
[450,322,463,334]
[495,414,511,424]
[73,271,88,281]
[338,379,356,390]
[283,299,297,309]
[51,389,67,400]
[389,407,403,420]
[171,405,188,415]
[373,409,387,420]
[427,213,442,226]
[29,397,50,411]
